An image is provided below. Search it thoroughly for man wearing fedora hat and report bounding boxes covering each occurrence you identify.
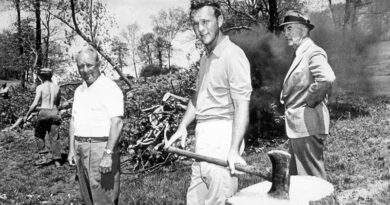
[279,10,336,179]
[24,67,62,167]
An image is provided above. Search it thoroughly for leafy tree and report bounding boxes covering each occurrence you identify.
[138,33,157,66]
[0,19,37,82]
[45,0,133,87]
[151,7,190,70]
[140,64,168,78]
[191,0,304,33]
[154,36,169,69]
[111,36,128,72]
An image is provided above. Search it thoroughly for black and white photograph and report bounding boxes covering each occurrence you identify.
[0,0,389,204]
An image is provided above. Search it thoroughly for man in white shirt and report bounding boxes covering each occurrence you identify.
[67,47,124,205]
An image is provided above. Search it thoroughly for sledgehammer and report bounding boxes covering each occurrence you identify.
[165,146,291,200]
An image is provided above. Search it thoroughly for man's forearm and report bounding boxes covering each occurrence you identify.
[105,117,124,151]
[230,100,250,153]
[25,104,37,118]
[178,99,196,129]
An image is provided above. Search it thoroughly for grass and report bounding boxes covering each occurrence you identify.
[118,95,390,204]
[1,94,390,204]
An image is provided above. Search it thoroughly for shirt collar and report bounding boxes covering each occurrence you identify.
[208,36,230,58]
[82,74,104,89]
[295,37,312,56]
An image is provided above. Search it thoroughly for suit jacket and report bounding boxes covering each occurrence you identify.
[281,38,336,138]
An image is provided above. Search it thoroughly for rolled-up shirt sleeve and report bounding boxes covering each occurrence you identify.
[105,83,124,118]
[227,50,252,101]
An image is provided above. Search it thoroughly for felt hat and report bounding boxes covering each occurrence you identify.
[279,10,315,30]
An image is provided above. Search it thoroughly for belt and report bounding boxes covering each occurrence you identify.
[75,136,109,143]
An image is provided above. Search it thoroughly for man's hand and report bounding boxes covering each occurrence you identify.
[227,150,247,175]
[164,126,188,149]
[23,116,28,123]
[99,152,113,174]
[67,150,76,166]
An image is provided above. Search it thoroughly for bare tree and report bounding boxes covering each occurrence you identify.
[121,22,141,78]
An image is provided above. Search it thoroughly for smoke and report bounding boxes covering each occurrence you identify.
[230,26,291,91]
[310,10,383,97]
[230,26,290,142]
[227,8,385,141]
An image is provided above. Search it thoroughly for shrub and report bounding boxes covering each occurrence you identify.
[140,64,169,77]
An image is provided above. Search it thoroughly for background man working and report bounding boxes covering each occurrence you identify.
[24,68,62,166]
[164,1,252,204]
[279,10,336,179]
[67,47,123,205]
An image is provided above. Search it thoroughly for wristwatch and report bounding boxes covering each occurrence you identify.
[104,149,113,155]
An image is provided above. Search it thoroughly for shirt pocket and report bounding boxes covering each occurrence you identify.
[90,103,107,120]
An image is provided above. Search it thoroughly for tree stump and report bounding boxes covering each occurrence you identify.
[227,176,338,205]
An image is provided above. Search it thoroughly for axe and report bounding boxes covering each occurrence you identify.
[165,146,291,200]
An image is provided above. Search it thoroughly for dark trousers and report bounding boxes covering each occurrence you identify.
[288,134,327,179]
[35,108,61,160]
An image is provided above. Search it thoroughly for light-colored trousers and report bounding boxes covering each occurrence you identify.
[288,134,327,179]
[75,140,120,205]
[187,119,244,205]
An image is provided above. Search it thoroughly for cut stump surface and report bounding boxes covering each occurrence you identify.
[227,176,336,205]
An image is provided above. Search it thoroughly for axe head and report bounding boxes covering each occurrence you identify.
[267,150,291,200]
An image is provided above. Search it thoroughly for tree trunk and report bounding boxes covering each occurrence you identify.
[344,0,357,31]
[268,0,279,33]
[44,10,51,68]
[158,50,163,68]
[168,44,171,71]
[35,0,43,69]
[132,51,138,78]
[328,0,337,27]
[15,0,25,87]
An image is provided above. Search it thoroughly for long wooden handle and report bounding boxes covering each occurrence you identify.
[166,147,271,181]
